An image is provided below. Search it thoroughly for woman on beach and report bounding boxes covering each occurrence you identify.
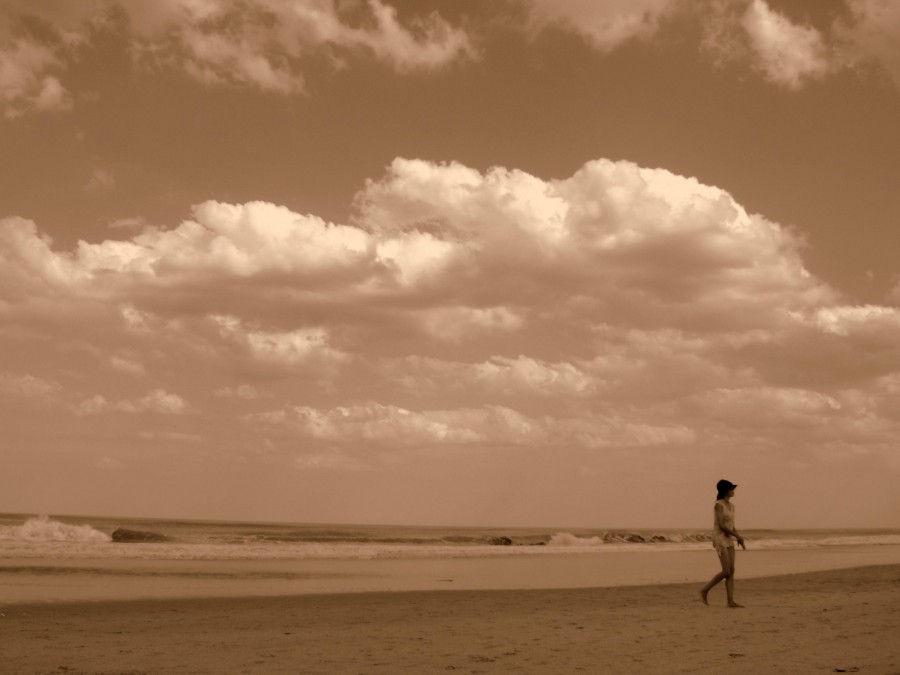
[700,479,745,608]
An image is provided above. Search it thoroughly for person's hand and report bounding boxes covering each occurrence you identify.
[737,536,746,550]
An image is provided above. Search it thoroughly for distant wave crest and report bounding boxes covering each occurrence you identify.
[0,516,111,543]
[549,531,711,547]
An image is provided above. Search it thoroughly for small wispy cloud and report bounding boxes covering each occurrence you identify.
[294,451,370,472]
[739,0,833,89]
[526,0,679,52]
[0,37,71,118]
[0,372,61,399]
[85,168,115,194]
[835,0,900,88]
[75,389,190,416]
[214,384,265,400]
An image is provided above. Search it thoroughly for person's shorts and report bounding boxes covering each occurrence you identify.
[712,536,735,554]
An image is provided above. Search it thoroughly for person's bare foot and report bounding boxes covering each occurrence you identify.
[700,589,709,605]
[728,602,744,608]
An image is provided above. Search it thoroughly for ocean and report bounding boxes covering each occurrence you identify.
[4,513,900,604]
[3,513,899,561]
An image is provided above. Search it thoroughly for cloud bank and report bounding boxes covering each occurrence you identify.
[126,0,473,93]
[3,0,900,119]
[531,0,899,92]
[0,0,472,116]
[2,156,899,473]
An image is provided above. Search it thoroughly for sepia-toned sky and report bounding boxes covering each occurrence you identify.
[2,0,899,528]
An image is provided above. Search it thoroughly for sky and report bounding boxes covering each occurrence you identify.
[1,0,899,529]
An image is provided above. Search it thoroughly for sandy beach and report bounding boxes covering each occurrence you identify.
[5,2,900,673]
[2,563,898,674]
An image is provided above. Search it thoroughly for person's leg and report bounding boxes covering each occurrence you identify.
[700,548,730,604]
[724,547,742,608]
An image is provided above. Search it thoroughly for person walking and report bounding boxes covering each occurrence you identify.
[700,479,745,607]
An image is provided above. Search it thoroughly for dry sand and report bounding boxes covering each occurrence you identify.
[2,564,899,674]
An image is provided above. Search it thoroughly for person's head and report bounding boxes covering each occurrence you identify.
[716,479,738,501]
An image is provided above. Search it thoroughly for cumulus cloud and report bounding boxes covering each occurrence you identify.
[0,155,828,341]
[213,315,348,375]
[810,305,900,337]
[78,200,371,280]
[472,356,596,397]
[0,156,846,359]
[0,156,848,360]
[357,157,833,332]
[3,156,900,466]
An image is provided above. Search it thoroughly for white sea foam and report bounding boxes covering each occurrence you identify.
[0,516,111,543]
[812,534,900,547]
[548,533,606,547]
[2,517,899,562]
[547,531,710,550]
[546,531,900,552]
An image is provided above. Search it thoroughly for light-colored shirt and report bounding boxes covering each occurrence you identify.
[711,499,736,550]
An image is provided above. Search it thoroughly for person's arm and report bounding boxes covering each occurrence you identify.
[715,503,746,548]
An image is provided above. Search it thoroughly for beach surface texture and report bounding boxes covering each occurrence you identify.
[2,563,899,674]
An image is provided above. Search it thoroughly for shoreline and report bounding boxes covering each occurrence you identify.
[4,560,900,609]
[2,564,898,674]
[3,543,900,605]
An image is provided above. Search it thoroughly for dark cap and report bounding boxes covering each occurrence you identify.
[716,479,738,493]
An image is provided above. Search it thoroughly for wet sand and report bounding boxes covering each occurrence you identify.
[4,544,900,604]
[2,563,899,674]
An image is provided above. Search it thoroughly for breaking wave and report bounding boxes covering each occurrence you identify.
[1,515,899,561]
[0,516,111,543]
[549,531,711,547]
[548,531,900,550]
